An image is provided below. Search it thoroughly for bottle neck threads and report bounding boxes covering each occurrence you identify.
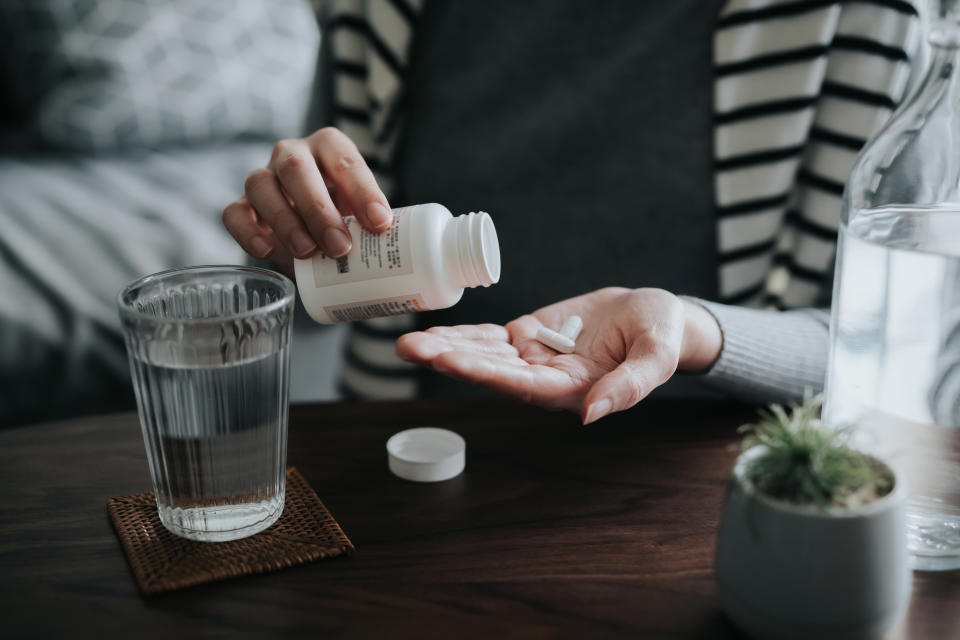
[444,211,501,289]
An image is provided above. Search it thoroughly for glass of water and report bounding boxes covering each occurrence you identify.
[118,266,294,542]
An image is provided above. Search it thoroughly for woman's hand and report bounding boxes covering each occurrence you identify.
[222,127,392,273]
[396,288,723,424]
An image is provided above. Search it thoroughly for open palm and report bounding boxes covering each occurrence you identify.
[396,287,692,424]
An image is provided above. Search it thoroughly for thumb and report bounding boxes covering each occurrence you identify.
[581,347,679,425]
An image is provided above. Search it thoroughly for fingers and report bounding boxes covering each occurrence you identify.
[234,128,392,263]
[395,321,582,410]
[413,319,558,366]
[307,127,392,232]
[395,332,443,363]
[505,315,559,365]
[269,138,352,258]
[396,327,517,365]
[431,351,579,410]
[581,361,658,426]
[529,287,631,331]
[244,168,319,259]
[425,324,510,341]
[222,196,274,259]
[581,339,682,425]
[504,314,542,341]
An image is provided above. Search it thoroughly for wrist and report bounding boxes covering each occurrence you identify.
[678,298,723,373]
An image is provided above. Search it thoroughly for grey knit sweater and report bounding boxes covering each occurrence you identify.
[694,301,829,404]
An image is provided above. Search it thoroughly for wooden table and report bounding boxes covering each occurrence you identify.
[1,398,958,638]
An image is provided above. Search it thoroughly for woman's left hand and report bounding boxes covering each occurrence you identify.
[395,287,723,424]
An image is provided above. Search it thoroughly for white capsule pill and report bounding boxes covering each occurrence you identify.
[559,315,583,340]
[536,326,575,354]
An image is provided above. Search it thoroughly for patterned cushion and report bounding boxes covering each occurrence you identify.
[0,0,319,151]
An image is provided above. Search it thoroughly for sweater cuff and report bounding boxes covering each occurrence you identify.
[681,297,830,405]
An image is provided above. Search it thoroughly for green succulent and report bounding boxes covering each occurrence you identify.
[738,394,893,508]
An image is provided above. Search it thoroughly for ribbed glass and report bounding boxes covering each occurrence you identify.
[118,266,294,542]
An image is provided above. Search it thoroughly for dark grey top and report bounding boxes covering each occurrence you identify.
[395,0,725,395]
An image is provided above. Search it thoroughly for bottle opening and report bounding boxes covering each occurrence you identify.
[477,212,501,285]
[458,211,500,288]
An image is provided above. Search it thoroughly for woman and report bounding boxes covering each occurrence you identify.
[222,0,922,421]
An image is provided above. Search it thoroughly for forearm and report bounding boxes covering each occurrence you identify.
[682,297,830,405]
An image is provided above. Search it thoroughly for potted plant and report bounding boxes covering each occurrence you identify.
[715,396,911,640]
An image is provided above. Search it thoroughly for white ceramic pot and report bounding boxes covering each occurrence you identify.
[715,446,910,640]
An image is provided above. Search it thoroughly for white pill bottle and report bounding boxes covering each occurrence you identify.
[294,203,501,324]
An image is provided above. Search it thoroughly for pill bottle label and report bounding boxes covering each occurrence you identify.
[311,208,414,287]
[324,294,426,322]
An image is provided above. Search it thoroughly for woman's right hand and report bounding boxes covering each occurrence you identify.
[222,127,393,272]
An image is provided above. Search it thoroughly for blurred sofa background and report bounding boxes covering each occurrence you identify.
[0,0,345,427]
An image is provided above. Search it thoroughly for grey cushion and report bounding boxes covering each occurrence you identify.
[0,141,269,426]
[0,0,319,150]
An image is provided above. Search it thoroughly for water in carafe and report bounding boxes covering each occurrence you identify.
[825,0,960,570]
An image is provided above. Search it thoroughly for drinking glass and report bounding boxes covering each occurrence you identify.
[117,266,294,541]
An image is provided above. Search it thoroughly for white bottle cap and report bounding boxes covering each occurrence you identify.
[386,427,466,482]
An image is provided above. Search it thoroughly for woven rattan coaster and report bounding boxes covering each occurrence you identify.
[107,467,354,595]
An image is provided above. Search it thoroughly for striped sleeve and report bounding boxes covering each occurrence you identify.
[339,314,420,400]
[713,0,842,307]
[327,0,424,400]
[705,0,920,403]
[713,0,920,310]
[326,0,422,194]
[774,1,920,308]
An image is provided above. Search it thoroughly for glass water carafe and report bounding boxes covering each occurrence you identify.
[824,0,960,570]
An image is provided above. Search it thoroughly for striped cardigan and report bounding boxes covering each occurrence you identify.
[319,0,922,399]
